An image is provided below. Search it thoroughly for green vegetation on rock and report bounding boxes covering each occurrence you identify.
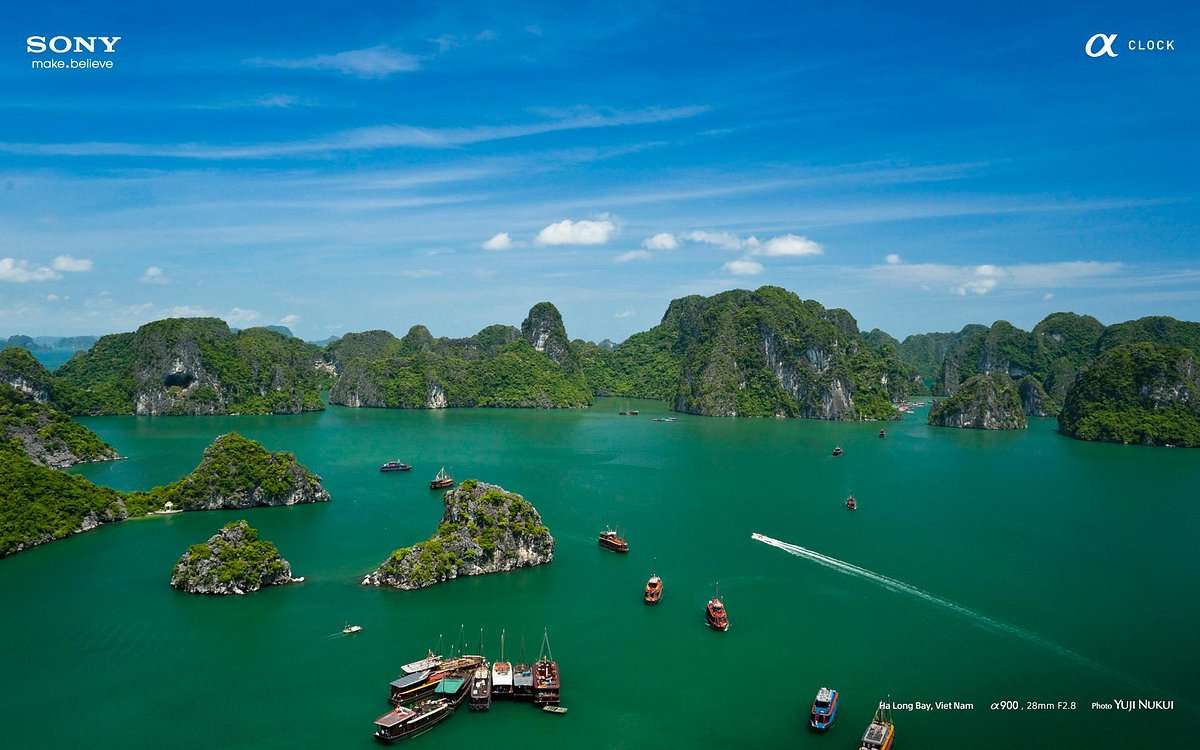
[365,479,554,590]
[170,520,293,595]
[54,318,324,416]
[928,373,1027,430]
[1059,342,1200,447]
[0,384,118,467]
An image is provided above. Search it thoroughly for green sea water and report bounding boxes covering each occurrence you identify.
[1,398,1197,749]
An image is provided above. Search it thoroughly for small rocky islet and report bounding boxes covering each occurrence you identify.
[362,480,554,590]
[170,520,296,595]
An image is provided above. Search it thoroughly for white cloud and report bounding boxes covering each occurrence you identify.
[52,255,93,272]
[685,230,744,250]
[46,293,60,302]
[1043,292,1055,301]
[481,232,513,251]
[226,307,261,324]
[615,250,651,263]
[869,260,1122,297]
[642,232,678,250]
[615,309,635,318]
[247,45,420,78]
[885,253,902,265]
[280,313,301,325]
[723,258,764,276]
[140,265,168,284]
[535,217,616,246]
[0,258,60,283]
[757,234,823,257]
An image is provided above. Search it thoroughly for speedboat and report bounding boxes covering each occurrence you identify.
[810,687,839,731]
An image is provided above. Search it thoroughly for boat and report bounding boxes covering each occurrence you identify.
[705,585,729,631]
[859,704,895,749]
[628,409,639,416]
[343,623,363,635]
[429,466,453,490]
[388,670,432,704]
[513,637,534,701]
[469,662,492,711]
[380,460,412,472]
[879,429,886,439]
[543,705,569,715]
[618,410,629,415]
[832,446,844,457]
[532,629,561,706]
[845,495,857,511]
[401,648,442,675]
[434,676,470,706]
[373,697,456,744]
[810,687,840,731]
[491,630,513,699]
[598,528,629,553]
[643,571,663,604]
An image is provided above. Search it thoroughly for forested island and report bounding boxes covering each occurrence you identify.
[4,284,1198,445]
[170,520,297,595]
[363,480,554,590]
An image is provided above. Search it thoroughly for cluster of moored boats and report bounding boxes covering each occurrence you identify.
[374,629,563,743]
[808,689,896,748]
[597,527,730,631]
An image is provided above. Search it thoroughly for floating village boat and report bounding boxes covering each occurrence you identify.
[513,637,534,701]
[598,528,629,553]
[373,679,468,744]
[810,687,840,731]
[532,630,561,707]
[429,467,454,490]
[705,586,729,631]
[859,704,896,750]
[832,446,844,457]
[380,460,412,472]
[846,495,857,511]
[469,661,492,711]
[491,630,513,699]
[644,572,663,604]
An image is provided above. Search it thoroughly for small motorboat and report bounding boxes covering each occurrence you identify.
[628,409,639,416]
[429,466,454,489]
[810,687,840,731]
[598,528,629,553]
[644,574,663,604]
[705,585,729,631]
[845,495,857,511]
[343,624,364,635]
[380,460,412,472]
[543,705,569,715]
[832,446,844,457]
[878,429,886,439]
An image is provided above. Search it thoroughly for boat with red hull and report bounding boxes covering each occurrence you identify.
[705,585,729,631]
[644,573,663,604]
[532,629,561,706]
[598,528,629,553]
[429,466,453,489]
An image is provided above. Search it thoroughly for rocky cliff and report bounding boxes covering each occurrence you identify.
[55,318,325,416]
[170,520,295,595]
[928,373,1027,430]
[128,433,329,512]
[363,480,553,590]
[327,305,591,409]
[0,384,119,468]
[0,347,56,403]
[1059,342,1200,447]
[1017,376,1056,417]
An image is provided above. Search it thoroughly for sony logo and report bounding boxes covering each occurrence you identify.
[26,36,122,54]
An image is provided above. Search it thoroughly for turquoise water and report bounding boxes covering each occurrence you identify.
[0,398,1197,748]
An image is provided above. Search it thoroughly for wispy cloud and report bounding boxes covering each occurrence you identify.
[642,232,678,250]
[868,260,1124,297]
[52,255,93,272]
[482,232,513,251]
[723,258,764,276]
[0,106,709,160]
[140,265,169,284]
[246,45,420,78]
[615,250,651,262]
[0,258,59,283]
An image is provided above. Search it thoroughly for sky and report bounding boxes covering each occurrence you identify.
[0,1,1197,341]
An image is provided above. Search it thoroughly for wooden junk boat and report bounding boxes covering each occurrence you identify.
[380,460,412,472]
[845,495,857,511]
[429,466,454,490]
[469,661,492,711]
[513,637,534,701]
[491,630,513,699]
[598,528,629,553]
[859,704,896,750]
[643,572,663,604]
[373,678,469,744]
[532,630,561,706]
[705,585,729,631]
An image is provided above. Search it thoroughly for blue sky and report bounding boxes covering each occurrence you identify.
[0,1,1196,341]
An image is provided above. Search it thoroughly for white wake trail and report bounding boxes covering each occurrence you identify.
[750,532,1126,682]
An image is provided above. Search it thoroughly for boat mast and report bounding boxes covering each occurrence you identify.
[539,628,553,661]
[500,628,506,662]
